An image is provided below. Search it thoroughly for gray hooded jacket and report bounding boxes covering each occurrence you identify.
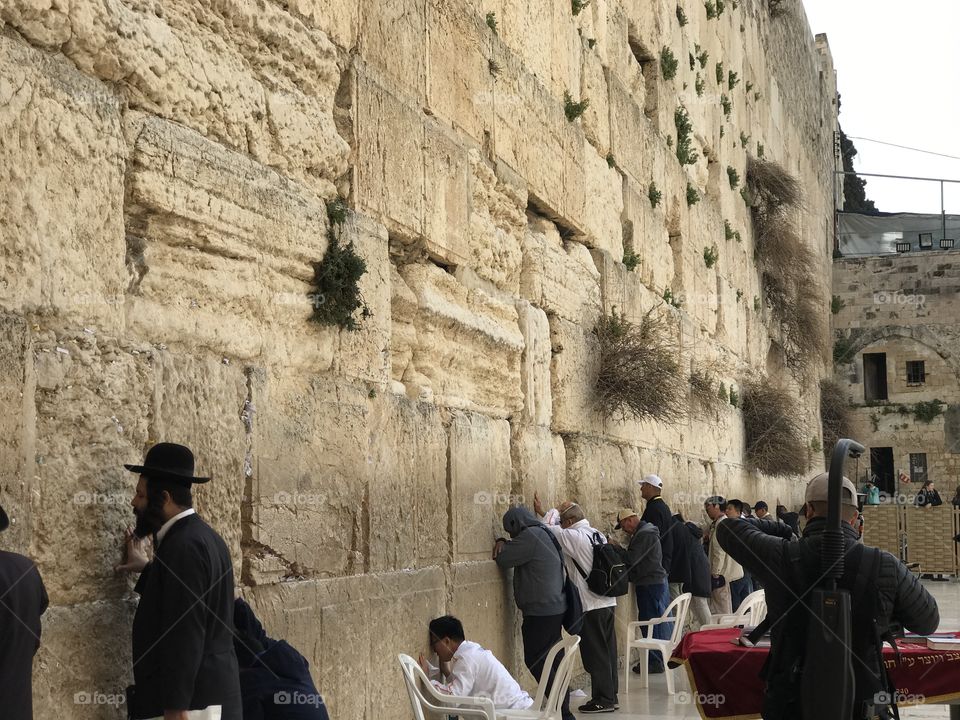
[495,507,567,617]
[626,521,667,586]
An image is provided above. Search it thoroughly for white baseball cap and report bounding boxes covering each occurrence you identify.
[639,475,663,489]
[804,472,858,508]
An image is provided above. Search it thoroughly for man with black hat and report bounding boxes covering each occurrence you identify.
[117,443,242,720]
[0,503,48,720]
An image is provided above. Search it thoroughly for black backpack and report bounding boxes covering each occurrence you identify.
[570,531,630,597]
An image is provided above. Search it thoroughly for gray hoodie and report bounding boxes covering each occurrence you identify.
[495,507,567,617]
[626,521,667,586]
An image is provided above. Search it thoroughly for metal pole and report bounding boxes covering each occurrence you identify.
[942,180,948,242]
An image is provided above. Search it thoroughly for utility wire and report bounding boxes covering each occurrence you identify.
[846,135,960,161]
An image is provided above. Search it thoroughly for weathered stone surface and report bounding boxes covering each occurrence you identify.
[33,600,136,720]
[0,35,127,332]
[124,113,332,367]
[549,315,602,436]
[1,0,349,194]
[398,263,524,417]
[521,215,602,325]
[0,315,31,552]
[515,300,553,426]
[449,411,512,562]
[510,424,566,507]
[29,329,153,606]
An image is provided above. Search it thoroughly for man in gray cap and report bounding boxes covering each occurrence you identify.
[0,503,49,720]
[716,472,939,720]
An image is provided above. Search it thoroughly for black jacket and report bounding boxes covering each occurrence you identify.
[640,496,674,574]
[234,599,329,720]
[0,551,48,720]
[915,489,942,507]
[624,521,667,585]
[717,517,939,718]
[678,521,711,598]
[130,513,242,719]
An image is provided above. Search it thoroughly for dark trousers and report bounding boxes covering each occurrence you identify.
[635,581,671,670]
[580,606,618,705]
[730,574,752,612]
[521,613,573,720]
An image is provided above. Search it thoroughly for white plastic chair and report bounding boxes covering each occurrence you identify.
[398,653,496,719]
[624,592,692,694]
[703,589,766,629]
[499,634,581,719]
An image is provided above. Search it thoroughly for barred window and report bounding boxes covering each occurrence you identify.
[906,360,925,385]
[909,453,928,484]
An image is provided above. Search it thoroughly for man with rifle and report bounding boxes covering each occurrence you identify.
[716,471,939,719]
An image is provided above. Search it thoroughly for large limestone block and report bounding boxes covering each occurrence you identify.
[152,352,248,571]
[29,330,153,605]
[510,424,566,506]
[590,248,666,324]
[549,314,603,436]
[353,67,425,239]
[492,49,586,232]
[366,397,449,573]
[359,0,427,104]
[390,267,419,385]
[248,376,370,581]
[449,561,520,677]
[515,301,553,426]
[330,215,392,386]
[580,47,611,154]
[32,600,136,720]
[450,411,512,562]
[520,216,602,325]
[607,73,651,185]
[124,113,332,368]
[2,0,349,194]
[284,0,359,49]
[563,435,628,527]
[427,2,495,144]
[0,315,31,552]
[398,263,524,417]
[465,151,528,294]
[621,178,674,292]
[493,0,553,85]
[582,147,625,259]
[0,35,126,331]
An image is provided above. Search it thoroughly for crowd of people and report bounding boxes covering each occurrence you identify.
[419,473,941,719]
[1,443,947,720]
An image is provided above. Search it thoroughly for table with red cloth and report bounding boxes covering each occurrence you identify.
[670,628,960,720]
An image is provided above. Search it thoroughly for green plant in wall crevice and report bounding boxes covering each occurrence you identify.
[661,47,679,80]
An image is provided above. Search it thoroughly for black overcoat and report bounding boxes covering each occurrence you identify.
[130,513,241,719]
[0,551,48,720]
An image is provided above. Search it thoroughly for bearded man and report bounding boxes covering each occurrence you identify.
[116,443,241,720]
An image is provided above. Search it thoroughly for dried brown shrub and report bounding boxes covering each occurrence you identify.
[741,376,808,476]
[820,378,852,458]
[747,157,825,372]
[689,366,724,416]
[594,309,687,423]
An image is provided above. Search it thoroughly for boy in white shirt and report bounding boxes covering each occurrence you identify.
[418,616,534,711]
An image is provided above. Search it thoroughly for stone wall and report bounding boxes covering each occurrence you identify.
[0,0,836,717]
[832,251,960,489]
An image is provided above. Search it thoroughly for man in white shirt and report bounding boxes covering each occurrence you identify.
[703,496,743,615]
[535,495,619,714]
[418,616,533,711]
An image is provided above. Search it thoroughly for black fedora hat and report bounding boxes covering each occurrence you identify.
[124,443,210,486]
[0,504,9,532]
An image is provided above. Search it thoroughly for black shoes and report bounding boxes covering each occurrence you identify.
[578,700,616,713]
[632,661,664,674]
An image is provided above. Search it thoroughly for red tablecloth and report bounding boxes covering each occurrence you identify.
[670,628,960,719]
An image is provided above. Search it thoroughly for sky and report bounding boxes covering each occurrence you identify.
[801,1,960,214]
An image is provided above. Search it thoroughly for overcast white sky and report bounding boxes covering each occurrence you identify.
[801,1,960,214]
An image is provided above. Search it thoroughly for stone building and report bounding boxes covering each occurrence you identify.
[0,0,837,717]
[833,219,960,496]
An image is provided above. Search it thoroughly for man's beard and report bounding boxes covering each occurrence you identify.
[133,493,167,539]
